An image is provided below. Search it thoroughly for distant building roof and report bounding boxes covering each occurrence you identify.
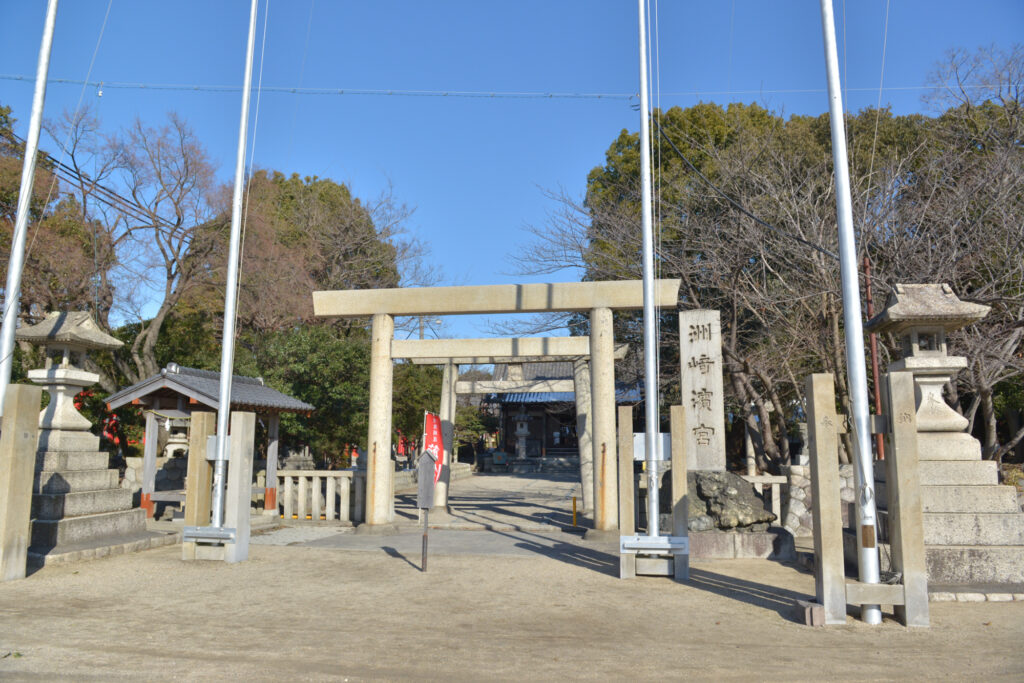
[15,311,123,351]
[106,363,314,414]
[497,384,641,405]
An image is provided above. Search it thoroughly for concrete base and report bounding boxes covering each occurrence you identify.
[691,529,796,561]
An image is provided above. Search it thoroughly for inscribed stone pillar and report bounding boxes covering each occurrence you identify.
[434,360,454,512]
[590,307,618,531]
[365,313,394,525]
[678,310,726,471]
[0,384,43,582]
[264,413,280,513]
[572,358,594,515]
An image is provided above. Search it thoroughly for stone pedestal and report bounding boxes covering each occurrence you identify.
[874,432,1024,585]
[29,431,173,566]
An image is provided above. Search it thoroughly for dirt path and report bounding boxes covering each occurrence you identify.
[2,473,1021,680]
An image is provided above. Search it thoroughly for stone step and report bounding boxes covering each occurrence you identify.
[34,468,119,494]
[926,545,1024,585]
[846,534,1024,585]
[31,508,146,548]
[877,482,1020,514]
[880,509,1024,545]
[923,512,1024,546]
[35,450,111,472]
[876,459,997,486]
[32,488,133,520]
[916,433,982,461]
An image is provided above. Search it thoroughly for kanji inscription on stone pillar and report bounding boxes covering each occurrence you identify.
[679,310,726,470]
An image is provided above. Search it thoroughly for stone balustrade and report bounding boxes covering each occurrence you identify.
[277,470,357,523]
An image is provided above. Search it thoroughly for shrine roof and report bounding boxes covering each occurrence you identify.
[106,363,314,414]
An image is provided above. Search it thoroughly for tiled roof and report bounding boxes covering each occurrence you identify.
[106,363,314,414]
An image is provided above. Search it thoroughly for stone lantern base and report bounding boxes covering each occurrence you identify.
[29,430,177,567]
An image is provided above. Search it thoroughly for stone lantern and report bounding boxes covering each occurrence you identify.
[15,311,123,451]
[865,284,989,433]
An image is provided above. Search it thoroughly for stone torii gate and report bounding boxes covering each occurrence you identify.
[414,342,629,516]
[313,280,681,530]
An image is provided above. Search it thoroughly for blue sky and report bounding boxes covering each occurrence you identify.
[1,1,1021,340]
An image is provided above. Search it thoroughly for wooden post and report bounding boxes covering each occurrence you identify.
[224,411,256,563]
[617,406,636,579]
[0,384,42,582]
[264,413,279,513]
[182,412,216,561]
[670,405,689,581]
[140,410,159,517]
[806,374,847,625]
[886,372,929,627]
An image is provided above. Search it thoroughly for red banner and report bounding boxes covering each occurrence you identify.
[422,411,444,485]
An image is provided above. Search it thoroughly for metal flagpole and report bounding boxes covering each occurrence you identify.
[0,0,59,421]
[818,0,882,625]
[637,0,661,538]
[210,0,259,529]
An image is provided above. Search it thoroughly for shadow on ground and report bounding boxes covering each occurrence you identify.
[687,565,812,621]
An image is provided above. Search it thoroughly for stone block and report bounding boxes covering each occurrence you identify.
[30,508,146,548]
[690,531,735,558]
[34,469,118,494]
[986,593,1014,602]
[32,488,132,519]
[37,430,99,452]
[929,592,956,602]
[922,513,1024,546]
[926,546,1024,584]
[904,460,998,486]
[35,451,109,472]
[916,433,982,461]
[794,599,825,626]
[955,593,986,602]
[878,483,1019,514]
[734,529,795,560]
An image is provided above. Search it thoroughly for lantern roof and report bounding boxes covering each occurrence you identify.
[865,284,990,335]
[14,311,124,351]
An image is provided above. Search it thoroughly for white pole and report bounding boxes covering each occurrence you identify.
[637,0,661,537]
[0,0,59,420]
[211,0,259,528]
[818,0,882,625]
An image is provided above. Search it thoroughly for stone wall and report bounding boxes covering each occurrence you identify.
[121,454,188,500]
[782,463,854,538]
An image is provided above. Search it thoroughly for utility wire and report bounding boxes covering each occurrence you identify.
[0,74,1001,99]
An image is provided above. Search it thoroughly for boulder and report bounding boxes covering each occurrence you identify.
[642,468,776,532]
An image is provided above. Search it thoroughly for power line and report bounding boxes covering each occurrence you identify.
[1,74,1003,100]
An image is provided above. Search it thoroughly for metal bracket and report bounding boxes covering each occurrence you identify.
[204,434,230,462]
[183,526,236,543]
[620,534,690,556]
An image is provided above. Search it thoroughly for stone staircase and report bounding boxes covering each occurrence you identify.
[875,432,1024,585]
[29,439,176,566]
